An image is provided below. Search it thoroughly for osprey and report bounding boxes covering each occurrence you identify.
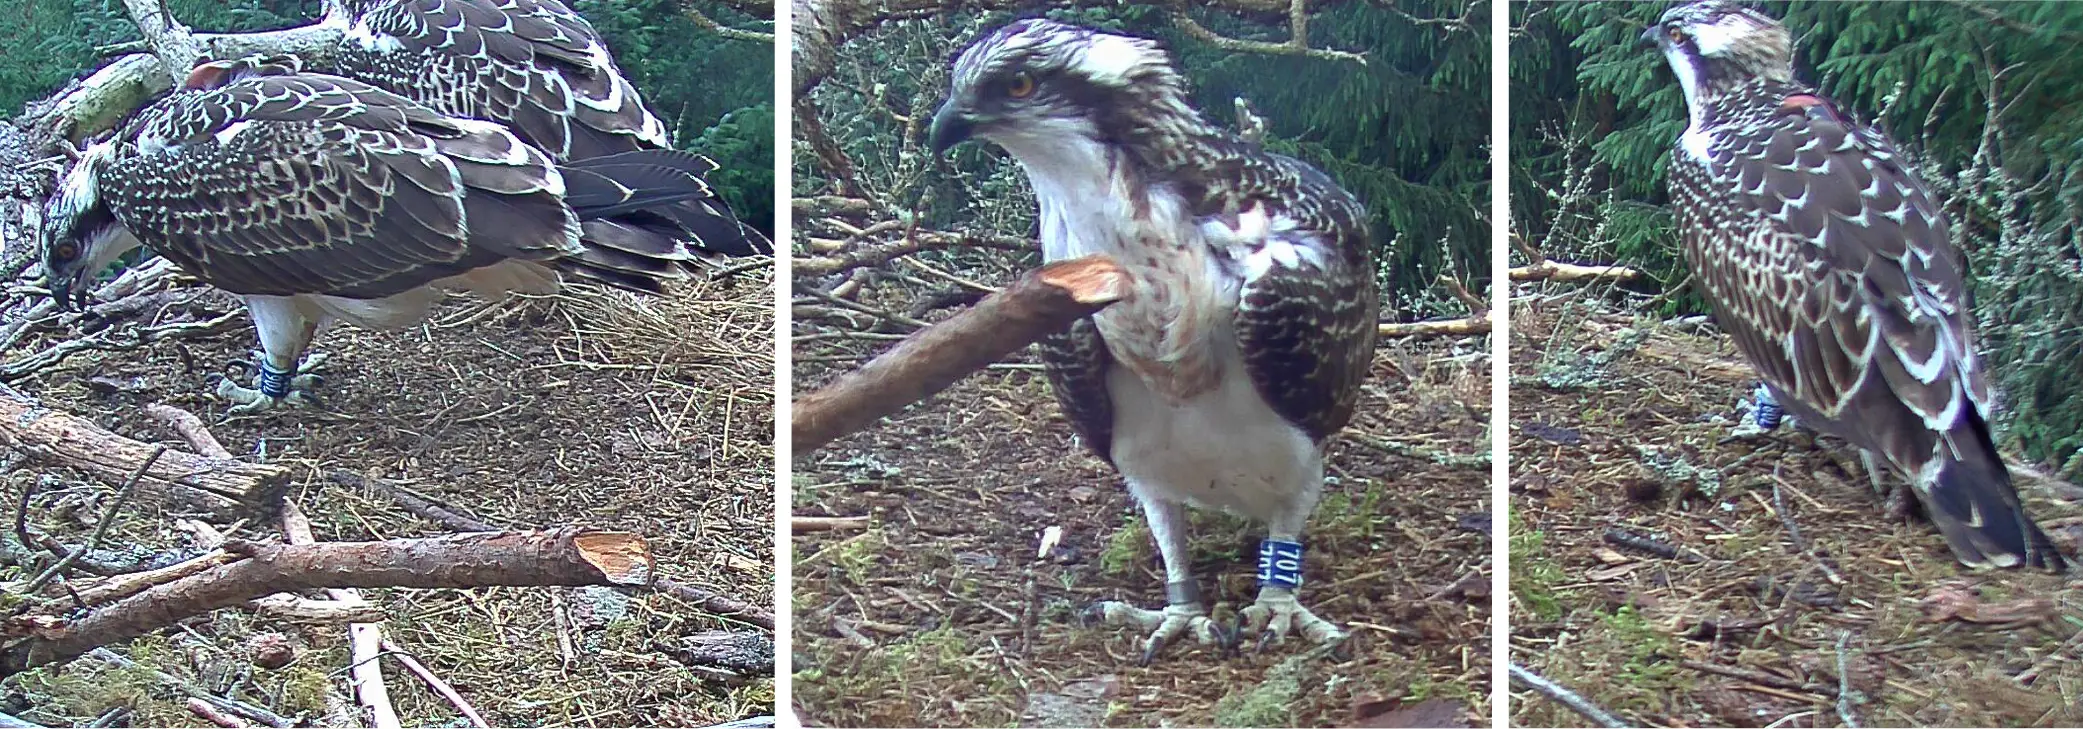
[41,57,746,412]
[1646,1,2066,570]
[328,0,767,252]
[928,20,1379,659]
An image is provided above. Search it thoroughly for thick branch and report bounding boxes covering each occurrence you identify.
[0,529,652,673]
[122,0,206,82]
[792,256,1127,453]
[330,470,775,629]
[0,391,286,517]
[30,24,342,141]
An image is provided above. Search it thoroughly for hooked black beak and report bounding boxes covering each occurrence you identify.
[928,101,974,156]
[47,272,83,313]
[1640,25,1661,48]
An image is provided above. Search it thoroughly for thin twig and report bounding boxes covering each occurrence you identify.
[1509,662,1634,728]
[23,445,165,593]
[381,640,489,728]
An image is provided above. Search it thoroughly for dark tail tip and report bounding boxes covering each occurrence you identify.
[1926,458,2069,572]
[560,151,771,258]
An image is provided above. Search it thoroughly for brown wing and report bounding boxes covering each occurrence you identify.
[1677,91,2062,569]
[1038,317,1117,464]
[336,0,666,160]
[102,73,579,298]
[1224,154,1379,443]
[1697,98,1981,431]
[1235,239,1379,443]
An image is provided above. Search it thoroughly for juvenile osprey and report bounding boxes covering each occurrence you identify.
[929,20,1379,659]
[329,0,768,252]
[41,58,743,412]
[1646,1,2066,570]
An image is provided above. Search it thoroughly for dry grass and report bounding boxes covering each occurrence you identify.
[1507,294,2083,728]
[790,273,1492,728]
[0,269,775,726]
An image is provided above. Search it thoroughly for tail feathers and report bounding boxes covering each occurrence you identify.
[1922,455,2068,572]
[560,150,772,259]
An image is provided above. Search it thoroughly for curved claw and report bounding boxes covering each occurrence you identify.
[1087,600,1224,664]
[1238,588,1347,651]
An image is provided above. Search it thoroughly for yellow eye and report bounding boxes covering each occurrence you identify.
[52,243,78,261]
[1005,72,1036,99]
[1667,27,1686,43]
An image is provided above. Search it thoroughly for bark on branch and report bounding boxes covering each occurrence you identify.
[792,256,1128,453]
[0,391,286,517]
[0,529,652,674]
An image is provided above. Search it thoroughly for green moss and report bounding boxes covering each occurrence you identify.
[1509,510,1566,620]
[1100,515,1150,577]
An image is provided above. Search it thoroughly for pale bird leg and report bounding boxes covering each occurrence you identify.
[214,297,325,414]
[1084,497,1228,664]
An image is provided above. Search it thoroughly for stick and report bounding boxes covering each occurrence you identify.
[89,648,293,727]
[22,445,163,593]
[0,392,285,517]
[1510,260,1642,283]
[0,529,652,673]
[381,640,489,728]
[332,470,773,629]
[791,516,870,532]
[282,500,394,729]
[1378,314,1491,337]
[1509,662,1634,728]
[1835,632,1864,728]
[70,550,237,606]
[145,403,232,458]
[792,256,1128,453]
[186,697,251,728]
[1680,660,1838,697]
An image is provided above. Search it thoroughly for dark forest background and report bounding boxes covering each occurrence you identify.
[1512,1,2083,477]
[795,0,1490,319]
[0,0,775,235]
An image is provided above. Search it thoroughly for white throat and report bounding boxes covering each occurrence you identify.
[1663,46,1714,164]
[987,124,1138,263]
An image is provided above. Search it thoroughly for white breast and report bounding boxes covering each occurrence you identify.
[999,132,1319,520]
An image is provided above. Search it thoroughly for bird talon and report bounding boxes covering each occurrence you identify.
[1239,588,1346,651]
[1088,600,1221,663]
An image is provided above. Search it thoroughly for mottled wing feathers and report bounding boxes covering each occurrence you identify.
[338,0,667,159]
[1702,96,1981,427]
[102,74,577,299]
[1039,318,1119,464]
[1675,83,2063,569]
[1215,151,1378,442]
[1236,256,1378,441]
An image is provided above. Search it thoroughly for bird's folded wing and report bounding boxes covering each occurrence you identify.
[351,0,668,158]
[1706,102,1985,429]
[104,75,577,299]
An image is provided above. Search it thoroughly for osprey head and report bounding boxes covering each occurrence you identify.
[1643,1,1793,107]
[41,144,141,312]
[928,19,1187,157]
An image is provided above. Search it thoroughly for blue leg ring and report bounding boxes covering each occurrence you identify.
[256,361,294,400]
[1257,539,1304,589]
[1752,383,1783,430]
